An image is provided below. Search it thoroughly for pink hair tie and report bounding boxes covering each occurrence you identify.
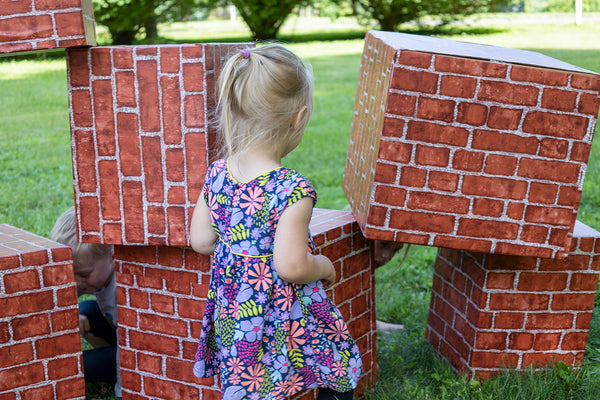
[240,49,250,59]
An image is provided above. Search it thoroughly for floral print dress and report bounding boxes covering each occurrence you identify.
[194,159,362,400]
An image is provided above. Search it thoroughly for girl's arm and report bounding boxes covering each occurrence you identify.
[273,197,336,285]
[190,190,218,255]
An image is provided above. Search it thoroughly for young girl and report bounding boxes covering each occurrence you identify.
[190,45,362,400]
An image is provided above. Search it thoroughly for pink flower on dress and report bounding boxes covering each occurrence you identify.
[207,192,220,221]
[284,373,304,397]
[273,381,287,397]
[241,364,265,392]
[275,285,293,312]
[228,372,241,385]
[227,357,243,374]
[228,300,240,319]
[247,261,272,291]
[239,187,265,215]
[332,360,345,377]
[288,321,306,348]
[324,319,349,342]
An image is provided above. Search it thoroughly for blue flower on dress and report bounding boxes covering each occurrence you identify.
[249,392,261,400]
[256,292,268,304]
[223,182,234,194]
[259,236,272,250]
[264,180,276,192]
[302,283,326,303]
[348,357,362,381]
[262,352,273,366]
[275,179,295,200]
[239,317,264,342]
[231,240,259,256]
[250,227,262,240]
[302,344,315,356]
[264,325,275,336]
[273,354,290,375]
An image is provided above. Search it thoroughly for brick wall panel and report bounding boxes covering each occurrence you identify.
[114,209,376,398]
[0,0,96,55]
[69,43,251,246]
[0,225,84,399]
[344,31,600,258]
[427,220,600,377]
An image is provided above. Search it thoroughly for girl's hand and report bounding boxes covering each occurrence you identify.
[318,255,336,287]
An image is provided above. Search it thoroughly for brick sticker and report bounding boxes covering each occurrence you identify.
[0,225,84,399]
[343,31,600,259]
[68,43,250,246]
[426,220,600,378]
[0,0,96,55]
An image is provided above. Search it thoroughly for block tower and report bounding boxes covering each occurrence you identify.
[1,1,96,398]
[344,30,600,377]
[66,42,378,399]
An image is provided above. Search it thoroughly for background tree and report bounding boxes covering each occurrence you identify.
[350,0,424,31]
[93,0,213,44]
[334,0,512,31]
[230,0,309,40]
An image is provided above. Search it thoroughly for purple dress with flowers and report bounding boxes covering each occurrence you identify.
[193,159,362,400]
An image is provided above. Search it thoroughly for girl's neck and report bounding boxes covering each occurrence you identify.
[229,150,282,184]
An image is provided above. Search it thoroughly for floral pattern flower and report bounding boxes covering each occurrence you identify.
[240,186,265,215]
[194,159,362,399]
[247,261,272,292]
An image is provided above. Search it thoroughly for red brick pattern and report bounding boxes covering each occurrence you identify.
[0,0,96,55]
[67,43,250,247]
[343,30,600,259]
[114,208,376,399]
[0,224,84,399]
[426,220,600,378]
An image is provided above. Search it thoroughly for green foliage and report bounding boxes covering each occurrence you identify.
[231,0,307,40]
[92,0,213,44]
[348,0,512,31]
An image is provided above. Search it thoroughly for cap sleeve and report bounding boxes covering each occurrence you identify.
[202,159,227,205]
[281,171,317,212]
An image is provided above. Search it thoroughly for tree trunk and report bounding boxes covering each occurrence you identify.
[111,29,136,45]
[144,16,158,40]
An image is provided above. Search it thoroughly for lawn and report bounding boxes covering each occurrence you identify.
[1,14,600,400]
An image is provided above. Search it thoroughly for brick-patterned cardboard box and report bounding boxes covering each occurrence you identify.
[426,220,600,378]
[0,224,84,399]
[114,208,376,399]
[343,30,600,259]
[67,42,250,248]
[0,0,96,55]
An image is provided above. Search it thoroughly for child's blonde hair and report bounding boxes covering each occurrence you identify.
[50,206,113,270]
[217,44,314,158]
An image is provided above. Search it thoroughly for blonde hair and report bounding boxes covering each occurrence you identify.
[50,206,113,271]
[217,44,314,158]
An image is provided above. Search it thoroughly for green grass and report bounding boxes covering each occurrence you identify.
[0,58,73,237]
[2,14,600,400]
